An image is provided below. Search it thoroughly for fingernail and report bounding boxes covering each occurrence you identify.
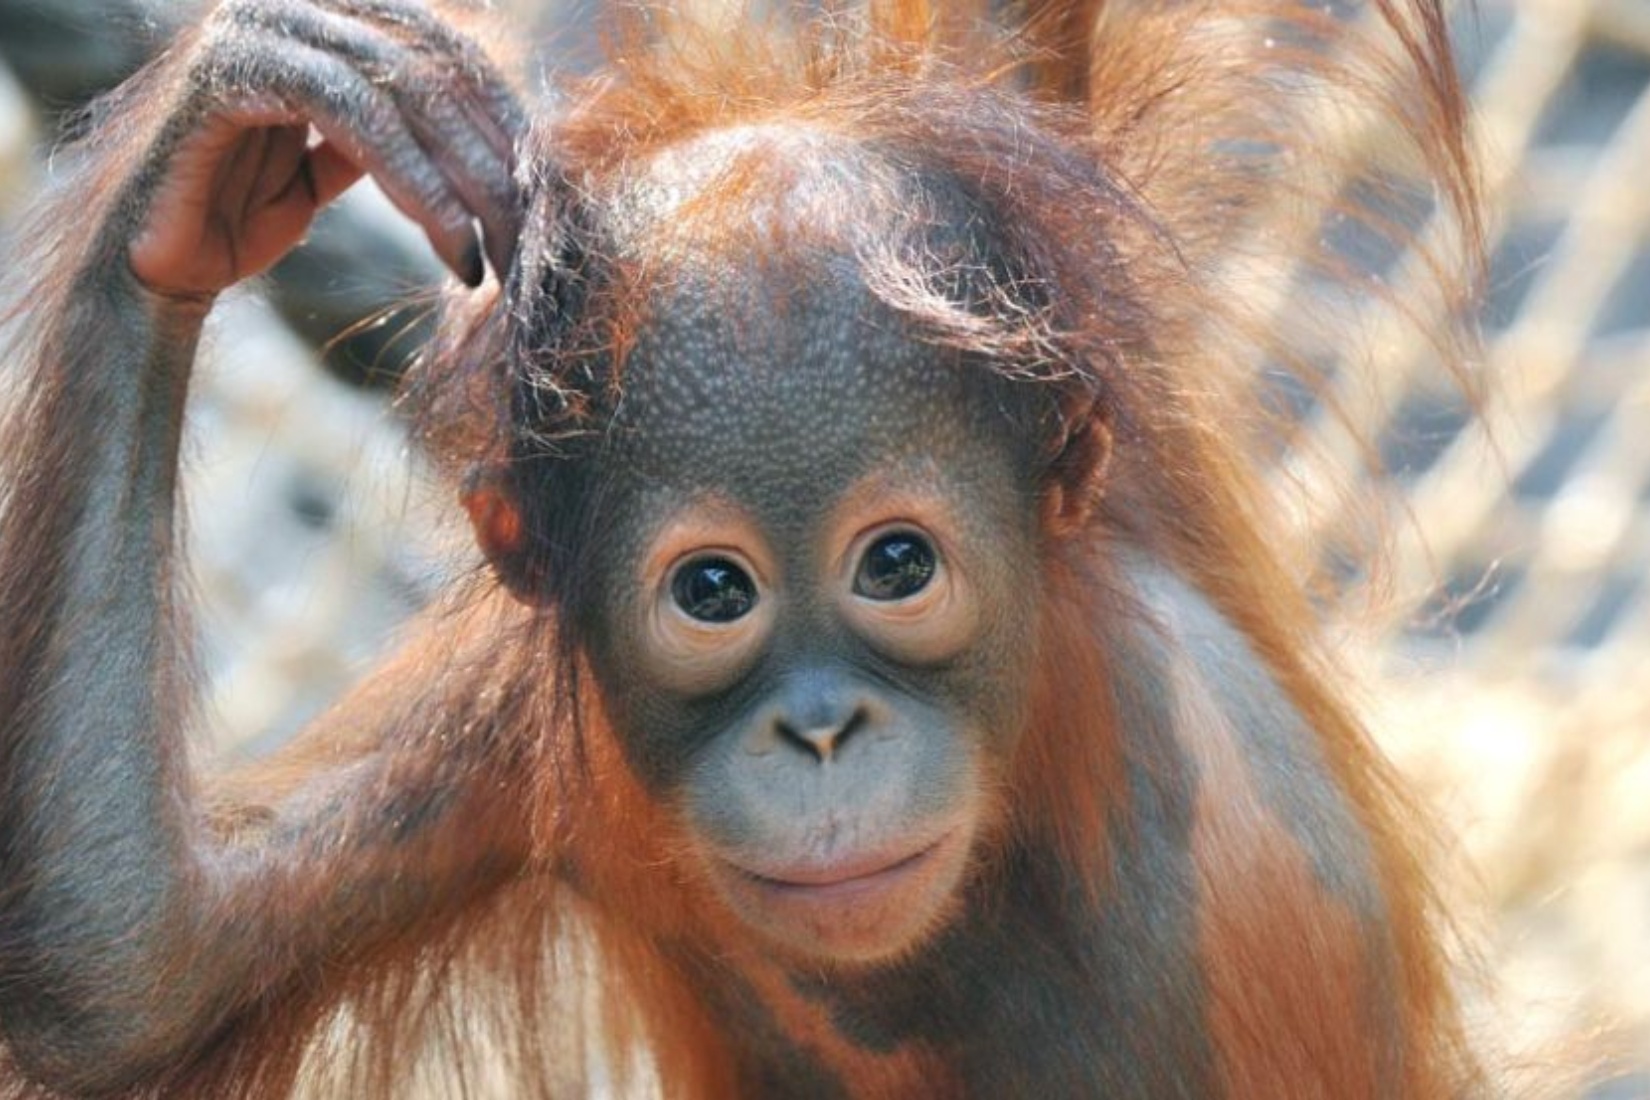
[461,238,485,288]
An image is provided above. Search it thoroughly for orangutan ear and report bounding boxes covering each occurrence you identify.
[461,467,538,598]
[1041,414,1113,540]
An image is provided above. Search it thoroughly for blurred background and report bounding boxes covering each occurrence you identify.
[0,0,1646,1093]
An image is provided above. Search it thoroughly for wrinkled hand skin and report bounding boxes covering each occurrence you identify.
[128,0,526,297]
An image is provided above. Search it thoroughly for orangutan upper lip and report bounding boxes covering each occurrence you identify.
[735,835,947,890]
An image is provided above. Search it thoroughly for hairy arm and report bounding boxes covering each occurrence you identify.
[0,2,531,1092]
[1116,555,1466,1097]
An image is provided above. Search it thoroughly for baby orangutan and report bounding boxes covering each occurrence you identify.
[0,1,1489,1096]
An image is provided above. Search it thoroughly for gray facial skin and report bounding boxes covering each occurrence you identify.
[589,272,1042,749]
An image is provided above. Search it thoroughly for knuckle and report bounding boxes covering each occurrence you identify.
[217,0,259,27]
[382,49,435,98]
[206,0,270,38]
[186,40,238,100]
[317,70,380,123]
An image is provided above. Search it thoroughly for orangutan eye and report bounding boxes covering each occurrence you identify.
[672,557,758,623]
[854,533,937,601]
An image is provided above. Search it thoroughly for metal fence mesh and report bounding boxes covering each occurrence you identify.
[1386,0,1650,676]
[1368,2,1650,1080]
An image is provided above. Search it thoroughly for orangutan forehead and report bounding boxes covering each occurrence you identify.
[603,267,1046,512]
[580,122,1056,514]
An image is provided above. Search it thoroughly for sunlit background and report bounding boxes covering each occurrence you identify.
[1,0,1647,1093]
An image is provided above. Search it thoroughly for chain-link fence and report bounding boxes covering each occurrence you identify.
[1370,1,1650,1082]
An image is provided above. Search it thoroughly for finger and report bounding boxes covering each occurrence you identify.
[239,4,519,277]
[222,31,486,286]
[395,72,521,279]
[427,221,485,290]
[325,0,530,153]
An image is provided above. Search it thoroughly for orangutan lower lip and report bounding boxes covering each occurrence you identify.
[733,834,950,896]
[711,828,974,958]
